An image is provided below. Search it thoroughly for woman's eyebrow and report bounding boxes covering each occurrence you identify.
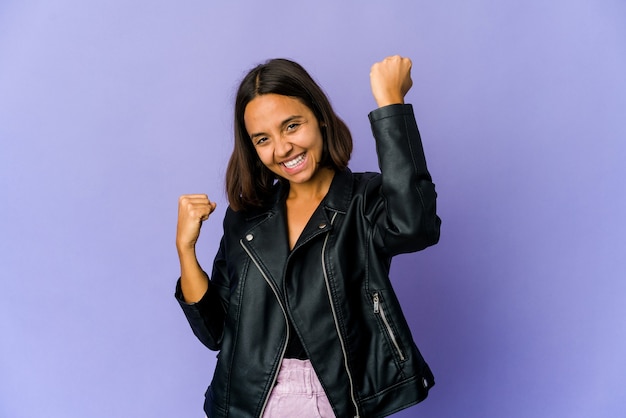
[280,115,303,127]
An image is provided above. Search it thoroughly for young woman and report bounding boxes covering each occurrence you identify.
[175,55,441,417]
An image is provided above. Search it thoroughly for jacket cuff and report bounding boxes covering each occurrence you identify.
[174,278,211,311]
[368,103,414,123]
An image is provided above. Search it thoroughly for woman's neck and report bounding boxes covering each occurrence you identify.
[287,167,335,203]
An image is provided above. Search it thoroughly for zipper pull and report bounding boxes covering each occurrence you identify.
[373,292,379,313]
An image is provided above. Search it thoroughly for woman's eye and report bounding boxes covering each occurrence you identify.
[255,137,268,145]
[286,123,299,131]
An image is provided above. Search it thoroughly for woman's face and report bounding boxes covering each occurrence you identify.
[244,94,325,185]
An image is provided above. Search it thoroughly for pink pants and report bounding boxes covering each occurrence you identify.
[262,358,335,418]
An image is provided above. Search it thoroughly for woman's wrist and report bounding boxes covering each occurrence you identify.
[375,94,404,108]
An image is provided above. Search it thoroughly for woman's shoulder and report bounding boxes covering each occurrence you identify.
[351,170,380,181]
[224,180,284,222]
[327,168,382,199]
[223,203,273,225]
[351,170,381,190]
[338,170,383,207]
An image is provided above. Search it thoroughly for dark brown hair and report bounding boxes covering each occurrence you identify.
[226,58,353,211]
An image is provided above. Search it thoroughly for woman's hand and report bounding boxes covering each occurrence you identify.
[176,194,217,253]
[370,55,413,108]
[176,194,216,303]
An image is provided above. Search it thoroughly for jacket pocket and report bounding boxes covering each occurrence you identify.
[372,291,406,362]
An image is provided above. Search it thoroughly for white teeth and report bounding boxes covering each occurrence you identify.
[283,153,305,169]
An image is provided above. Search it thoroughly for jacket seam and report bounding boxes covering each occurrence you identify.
[401,113,429,218]
[222,257,249,416]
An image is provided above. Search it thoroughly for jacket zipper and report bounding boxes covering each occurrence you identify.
[240,240,290,418]
[321,212,360,418]
[373,292,405,361]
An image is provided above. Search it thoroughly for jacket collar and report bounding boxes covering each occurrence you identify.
[244,167,353,222]
[321,168,353,214]
[239,168,354,289]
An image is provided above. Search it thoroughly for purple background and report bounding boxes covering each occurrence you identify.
[1,1,625,417]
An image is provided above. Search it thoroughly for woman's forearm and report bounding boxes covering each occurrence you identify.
[178,246,210,303]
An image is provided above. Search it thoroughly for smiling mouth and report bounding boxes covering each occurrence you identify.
[282,153,306,169]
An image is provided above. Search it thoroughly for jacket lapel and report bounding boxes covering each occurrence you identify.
[290,203,333,252]
[240,207,290,295]
[290,168,354,252]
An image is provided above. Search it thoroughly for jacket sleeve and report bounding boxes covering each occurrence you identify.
[367,103,441,255]
[174,237,230,351]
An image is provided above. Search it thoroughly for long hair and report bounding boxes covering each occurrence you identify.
[225,59,353,211]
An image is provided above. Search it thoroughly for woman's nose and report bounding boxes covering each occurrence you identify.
[274,137,293,157]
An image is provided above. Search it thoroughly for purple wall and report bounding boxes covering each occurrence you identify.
[1,1,625,417]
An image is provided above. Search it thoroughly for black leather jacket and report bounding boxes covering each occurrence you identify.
[177,104,441,417]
